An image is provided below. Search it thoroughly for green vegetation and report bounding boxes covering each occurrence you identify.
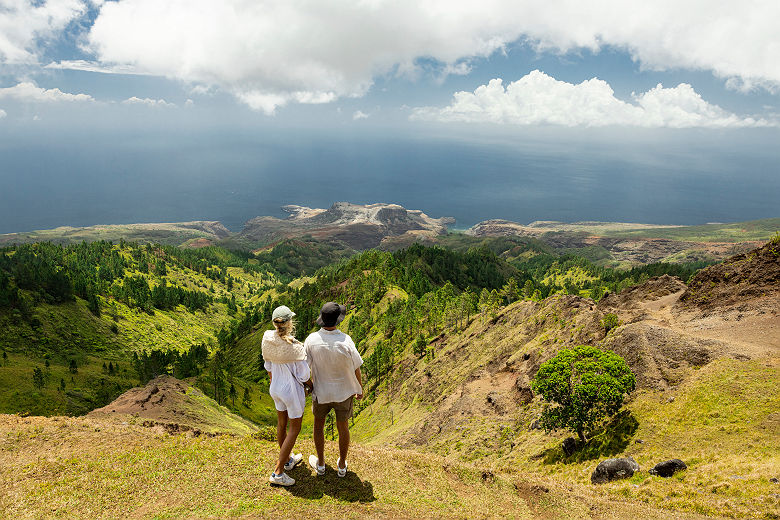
[601,313,621,333]
[531,345,636,443]
[598,217,780,242]
[0,240,279,418]
[252,237,358,279]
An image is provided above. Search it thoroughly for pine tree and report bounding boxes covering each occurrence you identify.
[68,359,78,374]
[32,367,46,390]
[242,386,252,408]
[229,383,237,407]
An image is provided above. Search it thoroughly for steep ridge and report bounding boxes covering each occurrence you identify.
[239,202,455,249]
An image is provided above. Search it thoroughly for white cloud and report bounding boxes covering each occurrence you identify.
[81,0,780,112]
[0,82,94,102]
[0,0,89,64]
[352,110,370,120]
[411,70,773,128]
[0,109,6,119]
[44,59,148,75]
[121,96,175,107]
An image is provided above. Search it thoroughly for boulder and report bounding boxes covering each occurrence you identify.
[591,457,640,484]
[562,437,578,457]
[649,459,687,477]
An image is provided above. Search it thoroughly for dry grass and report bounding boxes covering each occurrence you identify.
[0,413,728,520]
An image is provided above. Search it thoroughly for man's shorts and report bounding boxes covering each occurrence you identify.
[312,396,354,421]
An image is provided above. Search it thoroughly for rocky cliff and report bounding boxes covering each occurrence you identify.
[239,202,455,249]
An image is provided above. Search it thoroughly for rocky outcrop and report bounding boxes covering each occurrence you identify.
[679,239,780,310]
[591,457,640,484]
[239,202,454,249]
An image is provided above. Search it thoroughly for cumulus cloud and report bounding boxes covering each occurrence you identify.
[411,71,773,128]
[0,82,94,102]
[0,0,89,64]
[0,109,6,119]
[81,0,780,112]
[121,96,175,107]
[352,110,370,120]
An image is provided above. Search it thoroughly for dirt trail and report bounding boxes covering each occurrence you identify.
[636,289,779,360]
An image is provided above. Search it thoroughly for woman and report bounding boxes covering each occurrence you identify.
[262,305,312,486]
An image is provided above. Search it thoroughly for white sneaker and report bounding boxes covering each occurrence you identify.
[336,458,348,478]
[269,472,295,486]
[284,453,303,471]
[309,455,325,476]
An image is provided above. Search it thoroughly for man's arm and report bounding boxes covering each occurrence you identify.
[355,368,363,399]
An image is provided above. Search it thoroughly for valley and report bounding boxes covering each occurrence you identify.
[0,207,777,519]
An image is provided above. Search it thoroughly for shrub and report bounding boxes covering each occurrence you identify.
[601,313,621,333]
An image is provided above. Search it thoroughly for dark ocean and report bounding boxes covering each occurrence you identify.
[1,126,778,234]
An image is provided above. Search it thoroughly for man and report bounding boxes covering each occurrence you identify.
[305,301,363,477]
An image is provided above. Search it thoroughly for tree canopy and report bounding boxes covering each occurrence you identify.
[531,345,636,443]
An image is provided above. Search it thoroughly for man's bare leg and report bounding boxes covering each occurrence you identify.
[336,419,350,468]
[313,415,326,466]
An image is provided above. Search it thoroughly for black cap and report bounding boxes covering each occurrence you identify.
[317,302,346,327]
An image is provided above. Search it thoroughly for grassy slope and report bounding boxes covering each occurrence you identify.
[345,298,780,519]
[598,218,780,243]
[0,224,222,247]
[0,414,721,520]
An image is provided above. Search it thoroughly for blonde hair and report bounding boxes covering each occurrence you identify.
[273,318,297,344]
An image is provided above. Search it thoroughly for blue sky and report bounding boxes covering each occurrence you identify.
[1,1,779,232]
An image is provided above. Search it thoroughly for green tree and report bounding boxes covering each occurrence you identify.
[531,345,635,444]
[229,383,237,407]
[68,359,78,374]
[59,378,66,392]
[242,386,252,408]
[502,277,520,304]
[32,367,46,390]
[413,334,427,358]
[2,351,6,365]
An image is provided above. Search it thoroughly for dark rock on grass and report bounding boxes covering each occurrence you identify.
[562,437,578,457]
[591,457,640,484]
[649,459,687,477]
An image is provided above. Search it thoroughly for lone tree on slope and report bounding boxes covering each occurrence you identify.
[531,345,635,444]
[32,367,46,390]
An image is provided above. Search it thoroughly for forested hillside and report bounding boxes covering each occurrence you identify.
[0,240,276,416]
[0,236,709,423]
[216,241,710,416]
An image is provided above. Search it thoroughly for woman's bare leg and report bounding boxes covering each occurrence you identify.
[274,417,303,475]
[276,410,288,449]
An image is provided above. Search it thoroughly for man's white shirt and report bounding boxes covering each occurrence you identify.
[304,328,363,404]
